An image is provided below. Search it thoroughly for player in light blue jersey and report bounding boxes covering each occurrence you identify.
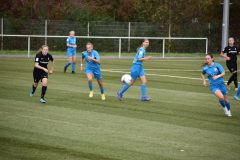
[117,39,152,101]
[201,54,232,117]
[80,42,105,100]
[64,31,77,74]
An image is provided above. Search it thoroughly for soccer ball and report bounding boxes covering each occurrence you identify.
[121,74,132,85]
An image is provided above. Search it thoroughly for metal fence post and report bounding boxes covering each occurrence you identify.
[119,38,122,59]
[45,19,47,45]
[1,18,3,51]
[28,36,30,58]
[87,22,90,36]
[162,39,165,58]
[128,22,131,52]
[206,38,208,54]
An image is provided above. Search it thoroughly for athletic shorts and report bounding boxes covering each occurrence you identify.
[33,70,48,83]
[86,67,102,80]
[67,48,77,57]
[210,82,228,95]
[131,64,145,80]
[226,61,237,73]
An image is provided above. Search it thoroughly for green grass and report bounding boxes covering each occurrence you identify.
[0,58,240,160]
[0,50,205,57]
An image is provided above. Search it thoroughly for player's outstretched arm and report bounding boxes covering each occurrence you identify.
[201,74,207,86]
[138,56,152,61]
[49,61,55,74]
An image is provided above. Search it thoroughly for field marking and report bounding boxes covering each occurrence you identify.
[102,69,201,80]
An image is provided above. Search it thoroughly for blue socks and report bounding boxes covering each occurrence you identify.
[65,61,71,68]
[141,84,146,97]
[219,99,226,108]
[119,84,130,95]
[225,101,231,111]
[100,87,104,94]
[88,82,93,91]
[235,86,240,97]
[72,62,76,72]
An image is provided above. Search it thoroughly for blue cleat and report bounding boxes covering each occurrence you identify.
[233,95,240,101]
[40,98,46,103]
[30,92,35,97]
[117,92,122,101]
[141,96,151,102]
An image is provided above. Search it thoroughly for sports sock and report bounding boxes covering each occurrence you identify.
[72,62,76,71]
[225,101,231,111]
[219,99,226,108]
[32,85,37,94]
[235,86,240,97]
[41,86,47,98]
[119,84,130,95]
[100,87,104,94]
[88,82,93,91]
[65,61,71,68]
[141,84,146,97]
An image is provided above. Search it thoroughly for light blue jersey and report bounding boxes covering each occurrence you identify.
[202,62,225,85]
[67,37,76,50]
[133,47,145,65]
[82,50,100,69]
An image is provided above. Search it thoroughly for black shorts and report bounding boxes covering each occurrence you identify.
[226,61,237,73]
[33,70,48,83]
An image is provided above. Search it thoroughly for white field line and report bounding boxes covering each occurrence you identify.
[102,69,201,80]
[102,69,238,84]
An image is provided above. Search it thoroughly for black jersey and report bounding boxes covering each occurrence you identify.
[223,46,239,62]
[34,52,54,72]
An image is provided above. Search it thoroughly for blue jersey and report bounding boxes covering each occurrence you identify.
[202,63,225,85]
[133,47,146,65]
[66,37,76,50]
[82,50,100,69]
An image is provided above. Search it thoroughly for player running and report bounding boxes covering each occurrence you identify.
[80,42,106,100]
[201,54,232,117]
[64,31,77,74]
[220,37,240,90]
[117,39,152,101]
[30,45,55,103]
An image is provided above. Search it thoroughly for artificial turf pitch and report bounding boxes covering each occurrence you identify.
[0,57,240,160]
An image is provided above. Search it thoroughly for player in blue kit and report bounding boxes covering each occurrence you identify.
[80,42,105,100]
[201,54,232,117]
[117,39,152,101]
[64,31,77,74]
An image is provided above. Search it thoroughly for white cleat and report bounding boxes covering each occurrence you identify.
[227,110,232,117]
[40,98,46,103]
[223,107,228,116]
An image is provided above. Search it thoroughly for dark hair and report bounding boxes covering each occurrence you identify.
[202,53,214,67]
[136,39,149,51]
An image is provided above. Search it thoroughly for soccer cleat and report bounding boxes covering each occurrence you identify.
[101,94,106,100]
[40,98,46,103]
[235,88,238,91]
[29,92,35,97]
[89,91,93,98]
[141,96,151,102]
[223,107,228,116]
[64,66,67,73]
[233,95,240,101]
[227,110,232,117]
[117,92,123,101]
[72,71,75,74]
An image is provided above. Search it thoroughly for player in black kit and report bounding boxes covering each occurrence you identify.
[220,37,239,90]
[30,45,55,103]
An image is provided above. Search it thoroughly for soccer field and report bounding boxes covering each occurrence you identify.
[0,57,240,160]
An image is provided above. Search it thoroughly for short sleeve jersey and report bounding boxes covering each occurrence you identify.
[34,52,54,71]
[66,37,76,50]
[82,50,100,69]
[223,46,239,62]
[202,62,225,85]
[133,47,145,65]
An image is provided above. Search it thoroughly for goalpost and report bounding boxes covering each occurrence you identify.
[0,34,208,58]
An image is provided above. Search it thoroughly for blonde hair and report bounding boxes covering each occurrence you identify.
[38,45,49,53]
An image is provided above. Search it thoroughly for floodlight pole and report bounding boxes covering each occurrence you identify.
[221,0,230,50]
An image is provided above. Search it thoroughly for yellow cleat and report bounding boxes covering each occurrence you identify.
[89,91,93,98]
[226,85,231,90]
[101,94,106,100]
[235,88,238,91]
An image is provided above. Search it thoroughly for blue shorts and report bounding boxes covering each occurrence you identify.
[86,67,102,80]
[131,64,145,80]
[210,82,228,95]
[67,48,76,57]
